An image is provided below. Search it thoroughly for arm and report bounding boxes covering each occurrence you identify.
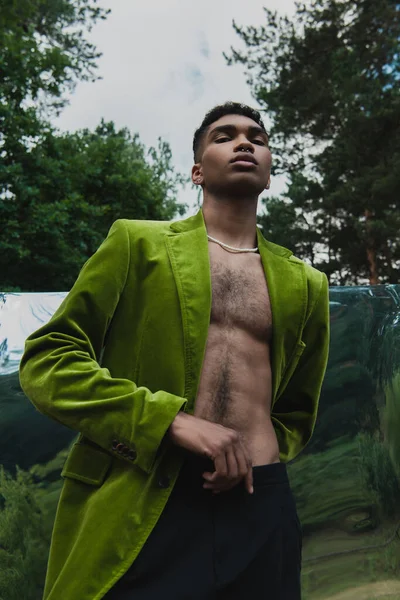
[272,272,330,463]
[19,220,187,475]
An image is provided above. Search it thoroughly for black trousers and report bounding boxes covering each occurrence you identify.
[105,454,302,599]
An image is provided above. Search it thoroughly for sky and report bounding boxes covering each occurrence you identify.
[54,0,297,218]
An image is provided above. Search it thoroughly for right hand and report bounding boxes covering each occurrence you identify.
[168,412,253,495]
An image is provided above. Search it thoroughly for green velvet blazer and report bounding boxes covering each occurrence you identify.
[19,207,330,600]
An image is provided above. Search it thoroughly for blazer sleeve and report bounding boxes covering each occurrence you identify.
[272,271,330,463]
[19,220,188,475]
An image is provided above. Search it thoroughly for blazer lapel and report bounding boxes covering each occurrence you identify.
[257,229,307,404]
[166,209,212,410]
[166,208,308,410]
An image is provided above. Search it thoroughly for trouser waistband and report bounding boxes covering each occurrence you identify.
[178,452,289,489]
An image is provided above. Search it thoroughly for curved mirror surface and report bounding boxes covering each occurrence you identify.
[1,288,400,599]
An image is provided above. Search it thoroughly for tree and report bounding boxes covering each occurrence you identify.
[225,0,400,284]
[0,0,108,290]
[0,1,189,291]
[0,0,108,152]
[1,121,188,291]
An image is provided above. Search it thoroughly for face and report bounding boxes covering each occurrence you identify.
[192,113,272,196]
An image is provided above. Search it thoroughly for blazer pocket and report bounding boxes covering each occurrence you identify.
[61,442,112,487]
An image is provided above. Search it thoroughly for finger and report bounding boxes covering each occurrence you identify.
[235,443,249,481]
[213,453,228,482]
[203,461,226,485]
[204,482,232,492]
[245,465,254,494]
[204,475,242,492]
[233,443,252,493]
[203,481,232,491]
[226,448,239,480]
[234,440,253,494]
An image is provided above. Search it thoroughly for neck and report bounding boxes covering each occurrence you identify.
[201,191,258,248]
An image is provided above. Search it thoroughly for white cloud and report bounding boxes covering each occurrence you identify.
[54,0,296,217]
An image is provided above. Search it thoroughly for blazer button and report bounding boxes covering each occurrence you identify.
[128,449,137,461]
[158,475,170,489]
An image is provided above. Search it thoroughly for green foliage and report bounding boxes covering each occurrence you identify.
[356,431,400,518]
[1,121,188,291]
[0,0,109,150]
[0,1,189,291]
[227,0,400,284]
[0,465,49,600]
[256,195,322,267]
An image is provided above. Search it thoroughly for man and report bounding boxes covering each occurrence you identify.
[19,101,330,599]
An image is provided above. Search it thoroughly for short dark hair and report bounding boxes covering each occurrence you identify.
[193,101,268,162]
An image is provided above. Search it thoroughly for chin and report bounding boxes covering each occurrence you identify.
[206,174,265,197]
[226,177,265,196]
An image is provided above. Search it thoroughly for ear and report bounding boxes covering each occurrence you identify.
[191,163,203,186]
[265,175,271,190]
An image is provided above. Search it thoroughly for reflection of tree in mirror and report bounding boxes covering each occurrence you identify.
[0,372,76,476]
[0,339,8,368]
[356,432,400,518]
[384,372,400,479]
[0,466,48,600]
[305,296,378,454]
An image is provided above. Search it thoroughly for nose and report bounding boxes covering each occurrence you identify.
[234,137,254,153]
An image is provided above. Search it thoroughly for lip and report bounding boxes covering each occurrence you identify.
[230,153,258,165]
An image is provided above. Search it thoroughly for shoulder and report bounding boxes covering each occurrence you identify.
[289,256,328,321]
[264,238,327,311]
[289,254,326,290]
[109,218,172,241]
[265,238,325,284]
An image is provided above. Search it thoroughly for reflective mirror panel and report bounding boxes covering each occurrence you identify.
[1,287,400,599]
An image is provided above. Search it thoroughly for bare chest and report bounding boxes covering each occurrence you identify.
[209,250,272,342]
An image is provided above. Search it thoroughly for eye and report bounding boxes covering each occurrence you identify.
[253,139,266,145]
[215,136,230,143]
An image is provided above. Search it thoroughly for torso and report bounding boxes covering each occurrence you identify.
[194,242,280,466]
